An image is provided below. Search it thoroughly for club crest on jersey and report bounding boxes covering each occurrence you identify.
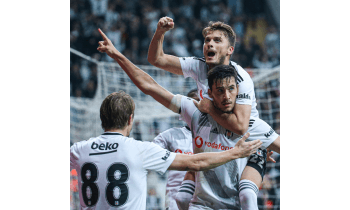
[194,136,204,148]
[225,130,234,138]
[162,151,171,160]
[210,127,219,134]
[264,128,275,138]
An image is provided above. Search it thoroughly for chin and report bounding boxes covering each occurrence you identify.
[205,58,216,64]
[219,107,234,114]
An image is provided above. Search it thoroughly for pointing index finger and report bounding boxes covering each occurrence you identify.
[98,28,108,40]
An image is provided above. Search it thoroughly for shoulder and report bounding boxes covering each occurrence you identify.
[160,127,183,136]
[247,117,270,131]
[181,56,205,63]
[180,96,200,117]
[160,127,189,140]
[230,61,251,79]
[70,138,92,152]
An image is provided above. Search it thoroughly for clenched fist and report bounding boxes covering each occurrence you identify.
[157,16,174,33]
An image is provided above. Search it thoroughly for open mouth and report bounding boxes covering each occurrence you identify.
[207,51,216,58]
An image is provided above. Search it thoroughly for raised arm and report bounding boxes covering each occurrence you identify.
[195,98,251,135]
[147,16,183,75]
[97,28,174,109]
[168,133,262,171]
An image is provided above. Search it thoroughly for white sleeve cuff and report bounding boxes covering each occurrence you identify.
[168,94,182,113]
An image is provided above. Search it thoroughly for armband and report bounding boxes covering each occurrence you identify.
[168,94,182,113]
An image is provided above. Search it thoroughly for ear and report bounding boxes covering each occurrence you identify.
[128,114,133,125]
[227,46,234,56]
[208,89,213,98]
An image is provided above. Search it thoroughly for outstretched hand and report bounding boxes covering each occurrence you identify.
[266,149,276,163]
[235,133,263,158]
[97,28,117,56]
[157,16,174,33]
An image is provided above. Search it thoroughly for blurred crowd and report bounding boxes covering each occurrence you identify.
[70,0,280,98]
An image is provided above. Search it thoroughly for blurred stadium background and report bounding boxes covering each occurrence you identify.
[70,0,280,209]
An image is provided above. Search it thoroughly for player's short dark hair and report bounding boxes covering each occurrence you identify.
[202,21,236,48]
[187,89,198,99]
[100,91,135,130]
[208,65,238,90]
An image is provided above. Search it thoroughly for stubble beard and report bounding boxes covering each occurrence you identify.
[207,55,227,70]
[213,100,234,114]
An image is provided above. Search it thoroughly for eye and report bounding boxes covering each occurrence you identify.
[218,89,223,93]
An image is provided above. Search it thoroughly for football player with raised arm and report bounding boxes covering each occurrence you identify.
[148,17,280,209]
[70,90,262,210]
[152,89,198,210]
[97,28,279,210]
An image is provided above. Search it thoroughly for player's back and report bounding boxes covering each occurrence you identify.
[70,132,175,210]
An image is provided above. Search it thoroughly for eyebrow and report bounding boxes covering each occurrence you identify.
[206,35,223,39]
[215,84,235,89]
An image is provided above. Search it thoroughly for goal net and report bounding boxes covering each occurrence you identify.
[70,49,280,210]
[70,48,197,143]
[249,67,280,210]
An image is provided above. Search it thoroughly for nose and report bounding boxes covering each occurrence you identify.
[207,40,214,48]
[223,90,230,99]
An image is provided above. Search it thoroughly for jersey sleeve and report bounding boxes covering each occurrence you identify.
[70,144,78,171]
[248,118,279,149]
[138,141,176,175]
[179,57,200,79]
[153,133,168,150]
[179,95,198,131]
[236,66,255,106]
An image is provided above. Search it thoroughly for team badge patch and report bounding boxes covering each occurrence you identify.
[162,151,171,160]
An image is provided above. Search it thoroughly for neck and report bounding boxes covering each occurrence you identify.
[104,127,128,136]
[207,59,230,70]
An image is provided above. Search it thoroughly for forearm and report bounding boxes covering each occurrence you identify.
[188,148,241,171]
[267,136,280,154]
[108,49,174,109]
[148,30,166,66]
[109,50,158,94]
[209,106,248,135]
[147,29,183,75]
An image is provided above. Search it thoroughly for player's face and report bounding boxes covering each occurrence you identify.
[208,77,238,113]
[203,30,233,68]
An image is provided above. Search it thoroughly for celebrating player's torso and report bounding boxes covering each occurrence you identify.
[179,96,277,209]
[180,57,259,118]
[70,133,176,210]
[153,126,193,210]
